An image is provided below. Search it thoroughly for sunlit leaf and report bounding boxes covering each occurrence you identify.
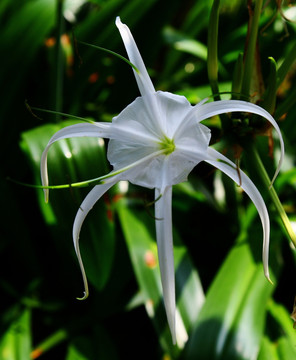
[257,336,278,360]
[20,121,115,291]
[0,309,31,360]
[163,27,207,61]
[184,241,274,359]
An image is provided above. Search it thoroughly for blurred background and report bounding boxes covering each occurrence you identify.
[1,0,296,359]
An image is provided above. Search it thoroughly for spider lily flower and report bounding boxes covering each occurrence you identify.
[41,17,284,345]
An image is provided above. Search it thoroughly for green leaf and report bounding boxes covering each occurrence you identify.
[207,0,220,99]
[20,121,115,291]
[277,337,296,359]
[66,325,118,360]
[261,57,277,114]
[231,52,243,99]
[275,168,296,192]
[246,146,296,248]
[240,0,263,98]
[221,268,274,359]
[275,84,296,121]
[0,0,56,122]
[31,329,68,359]
[163,27,207,61]
[66,340,90,360]
[184,241,274,360]
[267,300,296,345]
[276,41,296,89]
[257,336,279,360]
[0,309,31,360]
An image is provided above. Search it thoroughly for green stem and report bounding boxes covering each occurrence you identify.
[241,0,263,97]
[30,315,94,358]
[54,0,65,121]
[207,0,220,100]
[31,329,68,359]
[261,57,277,114]
[232,52,244,100]
[79,41,139,72]
[276,40,296,89]
[249,145,296,247]
[275,84,296,121]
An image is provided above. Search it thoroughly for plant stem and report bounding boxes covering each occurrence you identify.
[276,40,296,89]
[241,0,263,98]
[30,329,68,359]
[207,0,220,100]
[54,0,65,121]
[248,145,296,247]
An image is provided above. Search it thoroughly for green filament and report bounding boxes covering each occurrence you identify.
[159,136,175,155]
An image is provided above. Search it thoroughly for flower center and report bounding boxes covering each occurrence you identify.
[159,136,176,155]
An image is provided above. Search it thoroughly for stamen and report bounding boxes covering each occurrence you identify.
[158,136,175,155]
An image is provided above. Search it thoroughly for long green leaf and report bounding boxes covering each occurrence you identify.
[20,121,115,291]
[207,0,220,99]
[257,336,279,360]
[0,0,55,123]
[0,309,31,360]
[184,241,274,360]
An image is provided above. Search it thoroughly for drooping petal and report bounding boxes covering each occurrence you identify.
[193,100,284,184]
[41,122,112,202]
[154,185,176,344]
[115,17,155,96]
[72,152,165,300]
[72,176,119,300]
[205,147,271,282]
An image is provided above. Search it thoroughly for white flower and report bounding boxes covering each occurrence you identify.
[41,17,284,344]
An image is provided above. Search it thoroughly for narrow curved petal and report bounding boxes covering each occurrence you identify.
[194,100,284,184]
[73,157,162,299]
[115,17,155,96]
[154,185,176,344]
[205,147,271,282]
[72,176,119,300]
[41,122,112,202]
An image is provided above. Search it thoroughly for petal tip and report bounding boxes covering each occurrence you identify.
[44,189,49,203]
[115,16,122,27]
[76,290,89,301]
[265,270,274,285]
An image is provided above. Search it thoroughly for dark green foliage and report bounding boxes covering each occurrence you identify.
[2,0,296,358]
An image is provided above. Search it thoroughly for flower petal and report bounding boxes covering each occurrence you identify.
[108,91,211,189]
[194,100,284,184]
[205,147,271,282]
[41,122,112,202]
[72,177,119,300]
[111,94,162,142]
[115,17,155,96]
[154,185,176,344]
